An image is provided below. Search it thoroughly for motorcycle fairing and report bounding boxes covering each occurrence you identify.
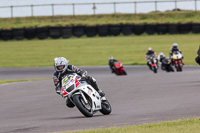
[74,83,102,110]
[114,61,122,68]
[61,73,102,111]
[61,87,68,97]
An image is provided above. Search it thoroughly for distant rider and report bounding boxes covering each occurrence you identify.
[195,45,200,65]
[158,52,168,70]
[145,47,158,70]
[108,56,118,73]
[169,43,183,65]
[53,57,105,108]
[169,43,183,57]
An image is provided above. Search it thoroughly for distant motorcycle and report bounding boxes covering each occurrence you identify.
[61,73,111,117]
[195,45,200,65]
[161,57,174,72]
[113,61,127,75]
[172,51,183,72]
[147,54,158,73]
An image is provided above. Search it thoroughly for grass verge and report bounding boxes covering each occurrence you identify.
[1,11,200,29]
[0,79,50,84]
[0,34,199,67]
[66,118,200,133]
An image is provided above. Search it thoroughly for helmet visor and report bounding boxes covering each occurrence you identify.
[57,65,65,70]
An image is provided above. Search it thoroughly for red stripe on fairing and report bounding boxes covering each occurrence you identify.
[151,63,156,67]
[61,88,68,96]
[75,78,80,87]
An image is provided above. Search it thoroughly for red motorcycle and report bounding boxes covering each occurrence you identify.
[147,54,158,73]
[113,61,127,75]
[172,51,183,72]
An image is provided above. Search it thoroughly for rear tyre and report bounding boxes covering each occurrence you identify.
[73,94,93,117]
[100,100,112,115]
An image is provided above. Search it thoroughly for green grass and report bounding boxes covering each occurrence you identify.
[0,34,199,67]
[0,79,50,84]
[65,118,200,133]
[1,11,200,29]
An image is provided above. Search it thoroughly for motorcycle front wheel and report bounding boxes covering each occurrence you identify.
[178,62,182,72]
[122,69,127,75]
[100,100,112,115]
[73,94,93,117]
[153,66,157,73]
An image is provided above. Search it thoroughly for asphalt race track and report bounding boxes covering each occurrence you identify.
[0,66,200,133]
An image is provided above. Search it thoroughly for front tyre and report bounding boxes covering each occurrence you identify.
[178,62,182,72]
[122,69,127,75]
[100,100,112,115]
[153,66,157,73]
[73,94,93,117]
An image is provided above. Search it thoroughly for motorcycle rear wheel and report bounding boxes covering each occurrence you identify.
[73,94,93,117]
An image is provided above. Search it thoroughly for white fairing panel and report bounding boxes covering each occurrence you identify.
[77,83,102,111]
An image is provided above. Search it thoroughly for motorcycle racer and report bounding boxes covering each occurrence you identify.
[108,56,118,73]
[53,57,105,108]
[169,43,183,58]
[195,45,200,65]
[145,47,158,70]
[158,52,174,72]
[169,43,184,65]
[158,52,166,70]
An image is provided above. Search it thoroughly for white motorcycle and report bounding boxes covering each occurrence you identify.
[61,73,111,117]
[172,51,183,72]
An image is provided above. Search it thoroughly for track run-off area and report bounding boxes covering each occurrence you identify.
[0,66,200,133]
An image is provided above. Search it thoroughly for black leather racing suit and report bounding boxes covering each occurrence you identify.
[146,51,158,69]
[169,47,183,65]
[169,47,182,57]
[195,45,200,65]
[159,57,169,70]
[109,59,118,73]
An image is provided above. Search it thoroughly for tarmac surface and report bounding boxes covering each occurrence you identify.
[0,66,200,133]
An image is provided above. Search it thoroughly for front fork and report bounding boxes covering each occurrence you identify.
[80,91,88,104]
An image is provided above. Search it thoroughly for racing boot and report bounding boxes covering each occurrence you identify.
[182,60,184,65]
[92,83,105,97]
[97,88,105,97]
[90,77,105,97]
